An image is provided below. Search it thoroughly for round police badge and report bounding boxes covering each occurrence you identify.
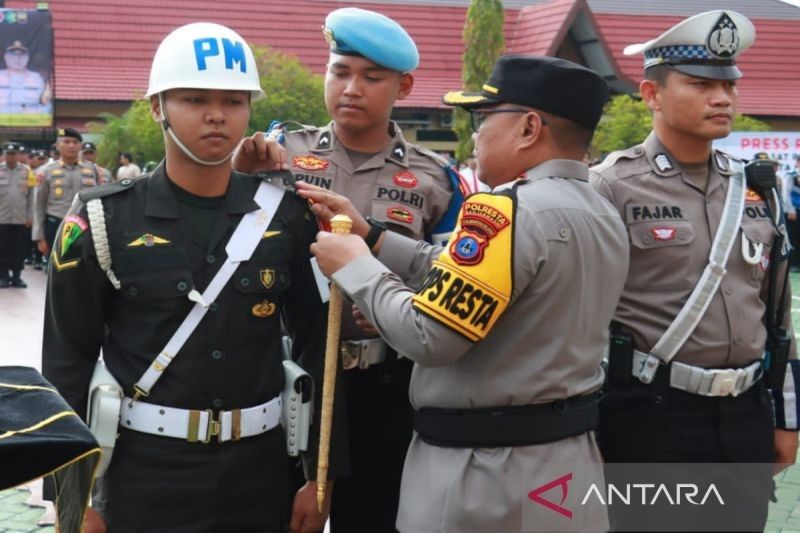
[449,229,488,266]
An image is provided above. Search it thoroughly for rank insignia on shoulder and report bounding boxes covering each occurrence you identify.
[252,300,276,318]
[293,155,329,172]
[127,233,171,248]
[60,215,88,257]
[391,143,406,162]
[316,132,331,150]
[259,268,275,289]
[654,154,673,172]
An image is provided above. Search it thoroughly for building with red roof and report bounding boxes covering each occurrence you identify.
[3,0,799,149]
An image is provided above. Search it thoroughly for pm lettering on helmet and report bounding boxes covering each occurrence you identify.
[193,37,247,73]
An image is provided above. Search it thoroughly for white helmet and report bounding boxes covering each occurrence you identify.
[146,22,263,100]
[147,23,262,166]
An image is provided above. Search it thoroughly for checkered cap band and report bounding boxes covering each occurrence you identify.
[644,45,711,61]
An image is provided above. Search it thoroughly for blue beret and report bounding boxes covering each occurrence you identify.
[323,8,419,73]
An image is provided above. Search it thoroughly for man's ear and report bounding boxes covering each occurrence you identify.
[518,111,545,149]
[150,94,163,122]
[640,79,660,112]
[396,73,414,101]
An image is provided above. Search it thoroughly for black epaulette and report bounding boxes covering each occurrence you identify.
[78,178,136,202]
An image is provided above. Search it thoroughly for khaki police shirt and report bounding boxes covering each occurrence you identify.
[332,159,628,532]
[590,131,796,369]
[33,160,98,240]
[283,121,453,242]
[0,162,33,225]
[282,120,456,339]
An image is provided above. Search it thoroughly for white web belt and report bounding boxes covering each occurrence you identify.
[637,161,746,384]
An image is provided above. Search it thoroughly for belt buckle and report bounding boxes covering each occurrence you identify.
[709,369,741,397]
[340,341,361,370]
[188,409,220,443]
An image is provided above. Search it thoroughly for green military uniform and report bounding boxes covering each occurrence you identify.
[42,164,346,531]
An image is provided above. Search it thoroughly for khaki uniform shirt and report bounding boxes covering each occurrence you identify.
[282,120,456,339]
[283,121,454,243]
[333,159,629,532]
[33,160,98,240]
[0,162,33,224]
[590,132,796,368]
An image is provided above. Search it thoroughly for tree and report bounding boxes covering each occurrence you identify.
[89,101,164,170]
[250,47,329,132]
[592,93,771,156]
[453,0,505,162]
[88,45,329,170]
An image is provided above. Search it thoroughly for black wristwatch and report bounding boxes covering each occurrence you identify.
[364,217,388,250]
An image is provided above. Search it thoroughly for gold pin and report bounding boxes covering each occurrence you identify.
[252,300,276,318]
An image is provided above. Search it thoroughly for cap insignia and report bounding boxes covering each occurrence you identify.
[707,13,739,59]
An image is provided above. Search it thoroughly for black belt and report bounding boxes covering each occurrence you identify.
[413,392,602,448]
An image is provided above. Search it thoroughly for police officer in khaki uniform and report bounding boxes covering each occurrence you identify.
[80,141,112,184]
[234,8,464,532]
[0,141,34,288]
[33,127,99,256]
[590,11,799,531]
[302,55,628,533]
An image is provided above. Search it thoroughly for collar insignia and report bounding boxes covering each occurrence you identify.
[391,143,405,162]
[316,131,331,150]
[654,154,673,172]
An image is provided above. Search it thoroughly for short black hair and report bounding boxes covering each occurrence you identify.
[540,111,595,153]
[120,152,132,162]
[644,65,673,86]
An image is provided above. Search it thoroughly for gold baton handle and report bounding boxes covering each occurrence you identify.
[316,214,352,511]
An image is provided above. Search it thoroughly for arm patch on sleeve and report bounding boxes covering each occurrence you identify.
[412,193,514,342]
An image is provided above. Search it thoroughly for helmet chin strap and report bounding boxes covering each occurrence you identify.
[158,93,233,167]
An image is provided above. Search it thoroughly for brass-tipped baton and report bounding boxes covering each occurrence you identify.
[316,214,353,512]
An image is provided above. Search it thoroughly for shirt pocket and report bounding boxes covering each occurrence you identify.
[628,220,696,290]
[120,270,194,302]
[740,222,774,285]
[233,262,291,323]
[371,199,424,240]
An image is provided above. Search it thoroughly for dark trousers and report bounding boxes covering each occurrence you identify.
[788,215,800,268]
[99,427,290,532]
[45,215,62,252]
[0,224,28,277]
[329,355,413,533]
[598,374,775,532]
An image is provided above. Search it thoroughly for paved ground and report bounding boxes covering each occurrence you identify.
[2,265,800,530]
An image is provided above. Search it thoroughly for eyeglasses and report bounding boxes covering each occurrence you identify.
[470,107,547,133]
